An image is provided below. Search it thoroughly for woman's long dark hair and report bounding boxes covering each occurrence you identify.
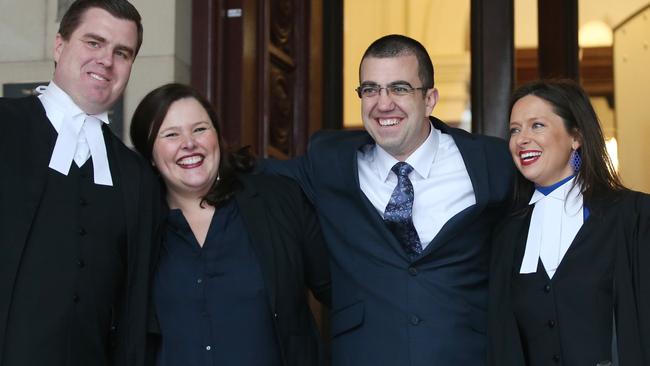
[509,79,625,211]
[130,83,254,207]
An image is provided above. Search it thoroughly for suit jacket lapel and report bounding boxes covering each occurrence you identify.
[235,178,278,309]
[552,197,609,279]
[339,132,413,262]
[11,99,54,247]
[104,127,142,289]
[422,118,489,257]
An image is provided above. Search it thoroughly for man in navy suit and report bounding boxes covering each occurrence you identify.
[262,34,513,365]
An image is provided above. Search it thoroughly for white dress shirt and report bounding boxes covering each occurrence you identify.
[37,82,113,186]
[357,124,476,248]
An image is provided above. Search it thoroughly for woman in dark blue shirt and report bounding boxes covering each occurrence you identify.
[130,83,331,366]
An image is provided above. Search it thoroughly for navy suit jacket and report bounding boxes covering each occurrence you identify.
[261,117,514,366]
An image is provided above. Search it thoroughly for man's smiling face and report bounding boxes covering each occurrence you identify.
[359,54,438,161]
[53,7,138,114]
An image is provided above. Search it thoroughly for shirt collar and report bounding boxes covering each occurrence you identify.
[374,121,439,182]
[529,176,582,211]
[38,81,110,130]
[535,175,575,196]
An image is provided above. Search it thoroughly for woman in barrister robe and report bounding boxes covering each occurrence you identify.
[488,79,650,366]
[130,83,330,366]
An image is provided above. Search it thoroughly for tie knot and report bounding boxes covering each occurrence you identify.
[391,162,413,178]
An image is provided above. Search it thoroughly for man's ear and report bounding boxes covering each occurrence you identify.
[425,88,439,116]
[53,33,65,64]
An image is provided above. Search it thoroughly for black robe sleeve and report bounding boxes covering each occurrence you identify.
[615,190,650,365]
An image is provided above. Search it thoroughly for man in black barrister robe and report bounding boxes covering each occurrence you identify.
[0,1,160,365]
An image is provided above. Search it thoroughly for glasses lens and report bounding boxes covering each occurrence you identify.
[360,86,379,97]
[389,84,414,96]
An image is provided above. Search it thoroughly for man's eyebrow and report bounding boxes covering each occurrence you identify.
[81,33,107,43]
[359,80,414,87]
[81,33,135,58]
[388,80,414,87]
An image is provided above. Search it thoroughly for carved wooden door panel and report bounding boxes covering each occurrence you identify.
[191,0,318,158]
[261,0,310,158]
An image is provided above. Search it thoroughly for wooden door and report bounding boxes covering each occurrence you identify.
[191,0,322,158]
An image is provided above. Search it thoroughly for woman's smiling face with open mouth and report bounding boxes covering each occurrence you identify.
[152,97,220,199]
[509,95,581,186]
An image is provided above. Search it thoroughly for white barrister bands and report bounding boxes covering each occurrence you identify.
[520,178,583,278]
[38,82,113,186]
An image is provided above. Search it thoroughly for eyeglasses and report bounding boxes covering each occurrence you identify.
[355,83,429,99]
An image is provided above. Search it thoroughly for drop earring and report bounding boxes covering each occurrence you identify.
[569,149,582,172]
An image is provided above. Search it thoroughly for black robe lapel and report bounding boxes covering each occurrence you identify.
[235,179,278,310]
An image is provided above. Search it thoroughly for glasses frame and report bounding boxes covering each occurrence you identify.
[355,83,430,99]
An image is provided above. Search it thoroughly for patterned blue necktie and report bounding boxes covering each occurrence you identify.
[384,162,422,256]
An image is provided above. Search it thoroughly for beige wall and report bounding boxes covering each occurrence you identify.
[515,0,650,47]
[614,5,650,193]
[0,0,191,143]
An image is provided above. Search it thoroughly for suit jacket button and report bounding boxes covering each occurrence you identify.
[78,228,87,236]
[76,259,85,268]
[408,267,418,276]
[548,320,556,328]
[552,354,560,363]
[544,284,551,292]
[410,315,420,325]
[73,294,80,303]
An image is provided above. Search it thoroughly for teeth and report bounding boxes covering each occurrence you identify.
[520,151,541,160]
[89,73,107,81]
[178,156,202,165]
[378,118,400,126]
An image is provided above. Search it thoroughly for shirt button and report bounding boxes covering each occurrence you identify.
[408,267,418,276]
[76,259,85,268]
[552,354,560,363]
[544,284,551,292]
[410,315,420,325]
[197,278,203,284]
[205,345,211,351]
[548,320,556,328]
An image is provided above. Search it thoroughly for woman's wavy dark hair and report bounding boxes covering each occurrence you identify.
[130,83,254,207]
[509,79,625,211]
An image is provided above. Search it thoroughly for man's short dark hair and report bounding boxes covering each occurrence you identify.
[361,34,434,89]
[58,0,143,56]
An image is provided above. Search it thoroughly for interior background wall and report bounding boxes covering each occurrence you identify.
[0,0,192,144]
[614,5,650,193]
